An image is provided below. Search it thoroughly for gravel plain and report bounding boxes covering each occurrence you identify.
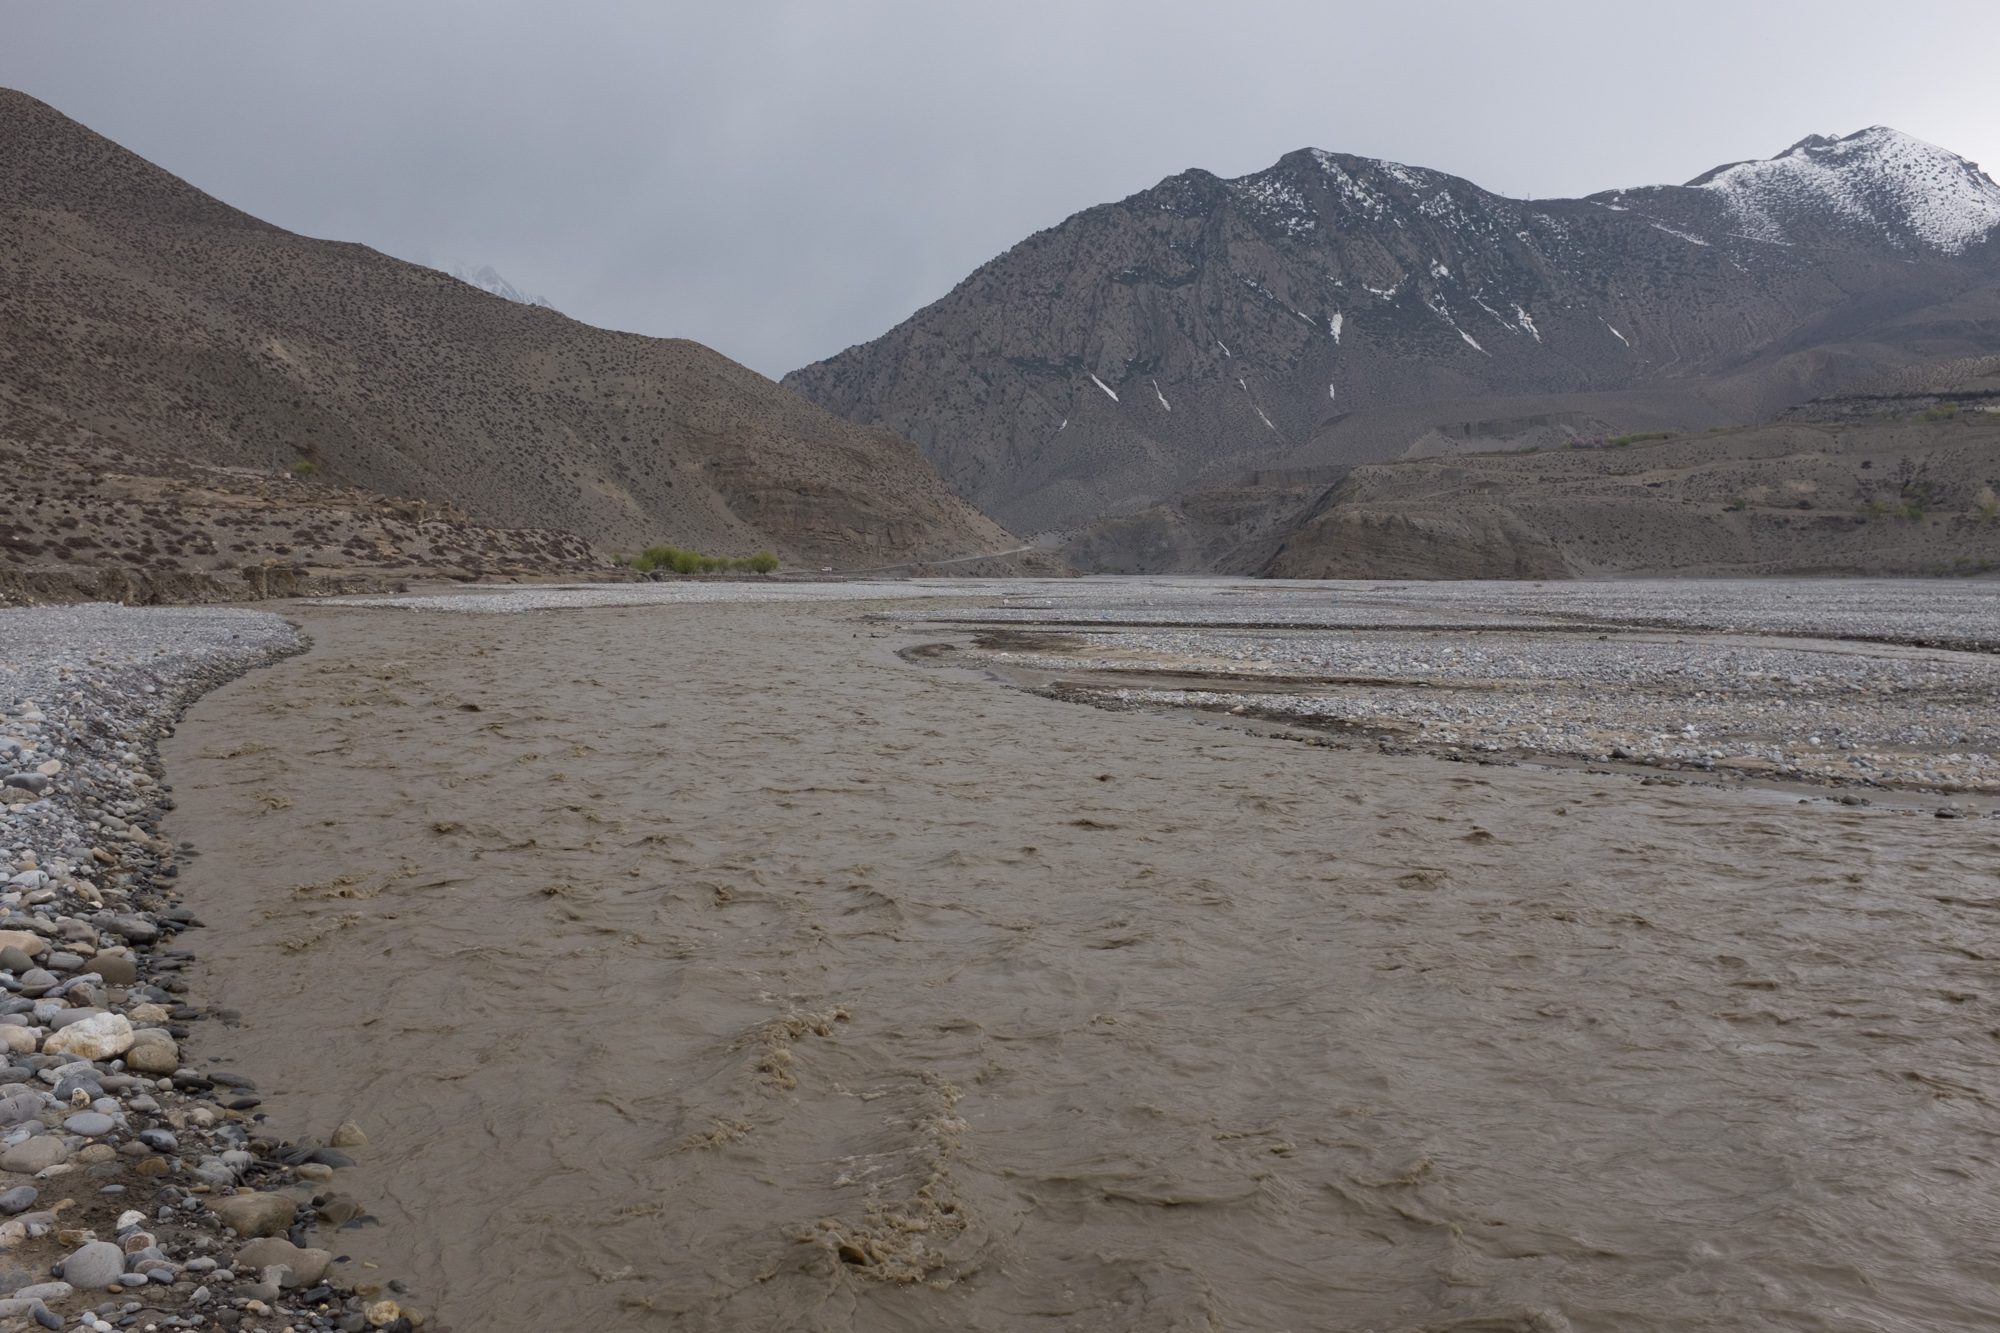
[887,577,2000,795]
[902,575,2000,648]
[0,606,422,1332]
[337,578,1012,613]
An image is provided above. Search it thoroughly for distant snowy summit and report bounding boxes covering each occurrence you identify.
[1215,124,2000,258]
[443,262,556,310]
[1670,126,2000,255]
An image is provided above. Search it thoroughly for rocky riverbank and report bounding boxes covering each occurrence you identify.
[0,606,421,1333]
[0,570,408,612]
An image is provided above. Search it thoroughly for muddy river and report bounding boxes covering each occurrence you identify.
[162,585,2000,1331]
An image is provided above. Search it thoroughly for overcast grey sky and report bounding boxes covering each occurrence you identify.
[6,1,1997,376]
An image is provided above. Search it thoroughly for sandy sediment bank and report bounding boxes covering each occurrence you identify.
[0,605,421,1332]
[159,587,2000,1331]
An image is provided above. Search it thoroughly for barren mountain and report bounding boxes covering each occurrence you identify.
[785,128,2000,549]
[0,88,1032,584]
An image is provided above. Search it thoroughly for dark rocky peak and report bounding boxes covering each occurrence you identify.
[1134,167,1227,217]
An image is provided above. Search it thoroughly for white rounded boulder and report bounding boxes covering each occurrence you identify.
[41,1011,134,1061]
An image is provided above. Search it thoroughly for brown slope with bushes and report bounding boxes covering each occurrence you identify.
[0,88,1033,582]
[1261,390,2000,579]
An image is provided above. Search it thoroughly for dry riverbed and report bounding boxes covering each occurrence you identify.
[141,579,2000,1332]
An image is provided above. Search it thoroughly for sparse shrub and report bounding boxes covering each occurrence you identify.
[1976,487,1999,523]
[630,545,778,576]
[1921,402,1959,422]
[630,545,675,573]
[1891,457,1936,520]
[290,459,318,477]
[632,544,712,575]
[1725,497,1748,512]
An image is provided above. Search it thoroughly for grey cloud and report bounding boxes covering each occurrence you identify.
[5,0,1996,376]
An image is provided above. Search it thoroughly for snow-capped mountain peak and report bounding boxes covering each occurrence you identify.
[1685,126,2000,254]
[443,262,556,309]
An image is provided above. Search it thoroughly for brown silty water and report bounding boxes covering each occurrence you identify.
[161,599,2000,1331]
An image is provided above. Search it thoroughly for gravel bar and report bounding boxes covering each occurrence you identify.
[336,578,1023,613]
[887,576,2000,651]
[0,606,423,1332]
[893,579,2000,796]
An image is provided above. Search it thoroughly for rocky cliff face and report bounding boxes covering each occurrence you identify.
[784,128,2000,541]
[0,88,1027,573]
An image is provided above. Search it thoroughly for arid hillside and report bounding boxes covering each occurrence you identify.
[0,419,615,606]
[1262,392,2000,579]
[0,88,1033,582]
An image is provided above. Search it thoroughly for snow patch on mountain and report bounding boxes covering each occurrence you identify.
[1308,152,1396,219]
[1471,293,1510,328]
[1232,172,1318,237]
[1648,222,1711,247]
[1424,295,1489,355]
[1381,162,1435,192]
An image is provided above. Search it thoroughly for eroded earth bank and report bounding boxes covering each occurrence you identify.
[163,585,2000,1332]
